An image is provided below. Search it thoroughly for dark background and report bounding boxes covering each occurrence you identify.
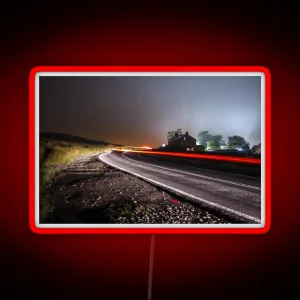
[3,1,299,299]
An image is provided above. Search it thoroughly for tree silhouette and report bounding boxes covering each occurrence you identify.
[196,131,212,147]
[228,135,250,150]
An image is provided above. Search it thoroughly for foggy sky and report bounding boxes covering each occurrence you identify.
[39,76,261,148]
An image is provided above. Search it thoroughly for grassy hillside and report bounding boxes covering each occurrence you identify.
[40,132,114,145]
[39,132,115,222]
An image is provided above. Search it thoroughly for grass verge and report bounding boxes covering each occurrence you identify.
[39,137,112,222]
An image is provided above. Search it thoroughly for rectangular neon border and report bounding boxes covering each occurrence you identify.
[29,66,271,234]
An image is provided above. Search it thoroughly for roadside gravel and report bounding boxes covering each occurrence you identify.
[43,154,233,224]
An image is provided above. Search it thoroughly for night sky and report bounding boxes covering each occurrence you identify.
[39,75,261,148]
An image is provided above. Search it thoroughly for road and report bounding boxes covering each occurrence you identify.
[99,151,262,223]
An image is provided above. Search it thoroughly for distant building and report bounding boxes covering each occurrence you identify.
[168,131,196,151]
[252,143,261,154]
[195,145,205,152]
[220,141,229,150]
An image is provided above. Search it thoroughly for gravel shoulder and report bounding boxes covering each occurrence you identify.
[42,154,235,224]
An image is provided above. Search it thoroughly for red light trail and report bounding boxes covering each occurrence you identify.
[111,147,261,164]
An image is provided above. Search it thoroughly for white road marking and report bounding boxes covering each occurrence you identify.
[99,153,261,224]
[138,153,260,180]
[122,153,260,191]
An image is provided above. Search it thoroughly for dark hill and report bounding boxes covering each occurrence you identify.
[40,132,122,146]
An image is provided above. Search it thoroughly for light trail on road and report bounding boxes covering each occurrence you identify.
[112,147,261,165]
[121,153,261,191]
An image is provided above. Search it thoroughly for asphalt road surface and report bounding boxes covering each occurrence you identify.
[99,151,262,223]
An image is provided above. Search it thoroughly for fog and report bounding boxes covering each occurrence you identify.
[40,75,261,147]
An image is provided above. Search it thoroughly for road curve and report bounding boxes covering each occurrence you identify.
[99,151,262,224]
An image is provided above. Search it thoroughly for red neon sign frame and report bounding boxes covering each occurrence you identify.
[29,66,271,234]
